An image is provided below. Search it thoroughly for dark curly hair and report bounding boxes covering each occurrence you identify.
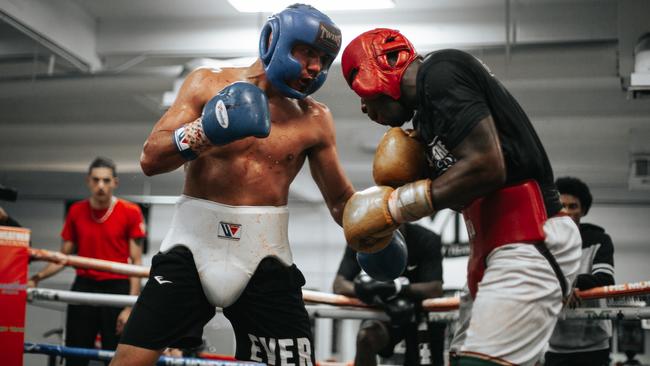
[88,156,117,177]
[555,176,592,215]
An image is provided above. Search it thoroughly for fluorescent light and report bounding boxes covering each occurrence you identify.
[228,0,395,13]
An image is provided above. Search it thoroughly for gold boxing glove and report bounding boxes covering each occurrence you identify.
[373,128,426,188]
[343,186,399,253]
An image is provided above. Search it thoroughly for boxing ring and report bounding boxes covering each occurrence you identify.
[3,227,650,365]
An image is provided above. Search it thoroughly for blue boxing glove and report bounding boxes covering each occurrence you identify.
[173,81,271,160]
[356,230,408,282]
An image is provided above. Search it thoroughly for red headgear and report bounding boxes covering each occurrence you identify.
[342,28,417,100]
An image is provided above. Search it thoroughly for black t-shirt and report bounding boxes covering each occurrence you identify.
[575,223,615,290]
[413,49,561,216]
[336,223,443,284]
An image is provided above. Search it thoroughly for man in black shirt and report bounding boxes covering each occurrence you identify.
[333,223,444,366]
[546,176,615,366]
[340,28,582,365]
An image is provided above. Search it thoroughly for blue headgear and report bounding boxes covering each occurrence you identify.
[259,4,342,99]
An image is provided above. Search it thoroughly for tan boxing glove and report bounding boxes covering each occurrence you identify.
[343,186,399,253]
[373,128,426,188]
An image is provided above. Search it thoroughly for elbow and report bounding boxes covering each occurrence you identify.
[139,146,162,177]
[140,155,156,177]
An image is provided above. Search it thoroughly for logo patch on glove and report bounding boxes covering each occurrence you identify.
[214,100,229,128]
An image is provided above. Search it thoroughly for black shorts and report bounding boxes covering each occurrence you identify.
[121,246,315,365]
[544,349,610,366]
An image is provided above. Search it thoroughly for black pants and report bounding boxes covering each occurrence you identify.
[375,317,446,366]
[545,348,610,366]
[65,276,130,366]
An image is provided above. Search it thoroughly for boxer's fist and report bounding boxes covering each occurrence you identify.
[343,186,398,253]
[373,128,425,188]
[201,82,271,145]
[354,273,410,305]
[356,230,408,281]
[173,82,271,160]
[353,273,382,305]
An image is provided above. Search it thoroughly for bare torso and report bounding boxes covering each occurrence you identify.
[139,60,350,211]
[184,89,326,206]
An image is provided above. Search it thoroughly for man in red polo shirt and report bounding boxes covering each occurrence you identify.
[29,157,146,366]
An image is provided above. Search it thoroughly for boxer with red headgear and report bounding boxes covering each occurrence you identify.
[341,29,582,366]
[110,5,355,366]
[342,28,418,100]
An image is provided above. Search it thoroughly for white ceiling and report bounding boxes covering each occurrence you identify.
[1,0,649,205]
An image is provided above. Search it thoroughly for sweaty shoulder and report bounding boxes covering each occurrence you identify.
[181,67,245,103]
[300,97,334,126]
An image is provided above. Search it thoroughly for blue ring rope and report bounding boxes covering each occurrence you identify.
[24,343,264,366]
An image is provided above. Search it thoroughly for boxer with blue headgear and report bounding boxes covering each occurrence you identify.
[112,4,355,366]
[259,3,342,99]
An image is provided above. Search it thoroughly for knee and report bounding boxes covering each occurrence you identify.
[356,322,386,351]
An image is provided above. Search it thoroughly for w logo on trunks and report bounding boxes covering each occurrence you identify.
[218,222,242,240]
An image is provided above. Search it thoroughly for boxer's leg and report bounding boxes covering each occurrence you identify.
[460,244,565,366]
[223,257,314,365]
[355,320,392,366]
[449,286,473,362]
[111,246,215,366]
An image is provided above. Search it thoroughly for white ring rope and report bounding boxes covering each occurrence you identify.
[27,288,650,321]
[29,248,650,312]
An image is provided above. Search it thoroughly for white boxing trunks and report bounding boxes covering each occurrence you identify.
[450,215,582,365]
[160,195,292,308]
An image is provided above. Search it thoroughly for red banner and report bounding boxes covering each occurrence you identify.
[0,226,30,366]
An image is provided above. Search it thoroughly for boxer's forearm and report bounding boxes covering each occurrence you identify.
[140,131,189,176]
[332,275,356,297]
[429,117,506,210]
[330,188,355,226]
[404,281,443,300]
